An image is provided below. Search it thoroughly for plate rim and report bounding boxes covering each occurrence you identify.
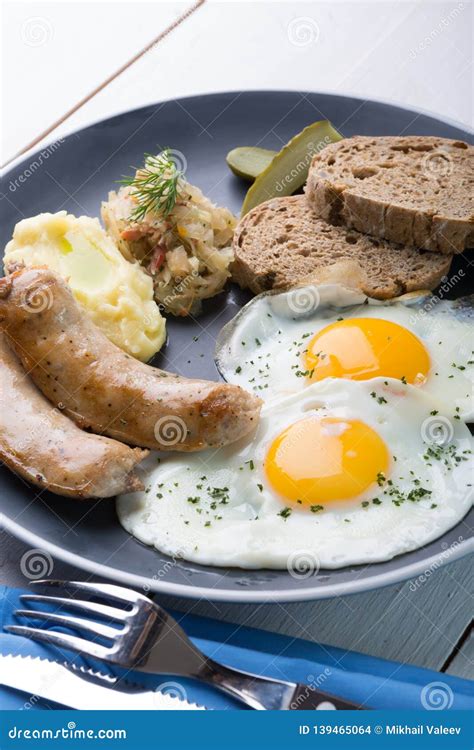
[2,89,473,602]
[2,512,472,602]
[3,87,472,178]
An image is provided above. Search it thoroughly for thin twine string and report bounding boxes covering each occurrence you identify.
[2,0,206,168]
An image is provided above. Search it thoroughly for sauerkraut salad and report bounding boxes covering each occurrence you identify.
[102,151,236,316]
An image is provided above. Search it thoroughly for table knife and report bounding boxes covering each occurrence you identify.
[0,654,205,710]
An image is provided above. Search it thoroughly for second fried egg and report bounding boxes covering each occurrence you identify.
[117,378,472,569]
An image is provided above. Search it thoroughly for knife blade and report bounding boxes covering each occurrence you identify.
[0,654,205,710]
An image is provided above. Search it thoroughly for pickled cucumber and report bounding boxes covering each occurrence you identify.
[226,147,277,181]
[240,121,342,216]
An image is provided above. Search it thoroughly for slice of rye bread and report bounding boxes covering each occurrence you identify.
[305,136,474,254]
[231,196,453,300]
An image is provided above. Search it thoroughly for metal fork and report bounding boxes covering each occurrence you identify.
[6,580,364,710]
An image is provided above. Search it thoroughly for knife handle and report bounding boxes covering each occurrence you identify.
[289,684,366,710]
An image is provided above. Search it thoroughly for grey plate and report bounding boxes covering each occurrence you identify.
[1,91,472,602]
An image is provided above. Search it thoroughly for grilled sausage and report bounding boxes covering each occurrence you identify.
[0,332,147,498]
[0,268,262,451]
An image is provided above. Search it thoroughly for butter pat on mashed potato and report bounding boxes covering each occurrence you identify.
[3,212,166,361]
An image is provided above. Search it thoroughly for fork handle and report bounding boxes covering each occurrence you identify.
[202,658,296,710]
[202,659,363,710]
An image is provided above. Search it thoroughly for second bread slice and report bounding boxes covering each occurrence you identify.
[232,196,452,300]
[305,136,474,254]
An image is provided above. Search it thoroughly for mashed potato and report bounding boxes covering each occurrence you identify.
[3,212,166,361]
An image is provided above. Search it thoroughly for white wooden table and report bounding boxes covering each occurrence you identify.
[1,0,473,679]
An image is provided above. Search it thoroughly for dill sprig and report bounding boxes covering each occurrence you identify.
[120,149,184,221]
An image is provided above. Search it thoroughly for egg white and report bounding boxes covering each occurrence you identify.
[215,284,474,422]
[117,378,473,569]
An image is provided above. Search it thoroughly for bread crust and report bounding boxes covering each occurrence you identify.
[305,136,474,254]
[232,196,452,300]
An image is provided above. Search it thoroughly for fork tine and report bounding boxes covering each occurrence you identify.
[32,580,149,606]
[14,609,122,641]
[20,594,128,622]
[5,625,112,661]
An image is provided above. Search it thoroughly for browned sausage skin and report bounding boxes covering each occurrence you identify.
[0,268,262,452]
[0,332,147,499]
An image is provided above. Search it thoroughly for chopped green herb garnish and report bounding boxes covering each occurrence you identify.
[120,149,184,220]
[376,472,386,487]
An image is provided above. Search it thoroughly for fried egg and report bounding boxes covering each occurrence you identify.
[117,378,473,569]
[216,284,473,422]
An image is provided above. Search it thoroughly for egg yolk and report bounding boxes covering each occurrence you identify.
[265,416,390,506]
[304,318,430,384]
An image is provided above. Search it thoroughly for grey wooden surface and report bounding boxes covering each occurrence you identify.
[444,631,474,679]
[1,530,472,679]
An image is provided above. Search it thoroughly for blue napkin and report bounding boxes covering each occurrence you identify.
[1,585,472,710]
